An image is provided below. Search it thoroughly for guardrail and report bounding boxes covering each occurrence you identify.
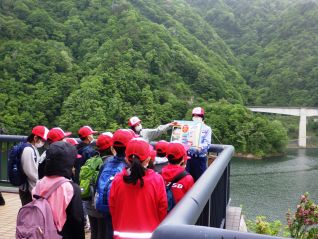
[0,135,287,238]
[152,144,287,239]
[0,135,27,182]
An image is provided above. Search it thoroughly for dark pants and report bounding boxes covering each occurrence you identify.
[104,213,113,239]
[85,200,113,239]
[19,189,32,206]
[88,215,109,239]
[186,156,207,182]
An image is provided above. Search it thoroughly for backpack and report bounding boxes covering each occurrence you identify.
[79,155,103,199]
[95,156,126,214]
[8,142,36,186]
[16,178,70,239]
[166,171,188,212]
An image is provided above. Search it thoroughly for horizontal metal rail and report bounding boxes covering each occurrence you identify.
[152,144,287,239]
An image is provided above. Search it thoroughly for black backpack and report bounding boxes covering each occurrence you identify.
[166,170,188,212]
[8,142,35,186]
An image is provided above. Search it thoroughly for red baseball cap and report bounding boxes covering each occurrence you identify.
[128,116,141,127]
[47,127,72,142]
[166,142,189,161]
[125,138,151,162]
[78,126,98,138]
[155,140,169,154]
[96,132,113,151]
[112,129,134,147]
[64,138,79,146]
[127,129,139,138]
[32,125,49,141]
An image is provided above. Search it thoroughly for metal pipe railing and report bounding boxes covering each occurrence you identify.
[152,224,285,239]
[152,144,287,239]
[159,144,233,226]
[0,135,27,182]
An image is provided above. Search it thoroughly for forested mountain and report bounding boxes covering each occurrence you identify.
[0,0,250,133]
[188,0,318,106]
[4,0,312,156]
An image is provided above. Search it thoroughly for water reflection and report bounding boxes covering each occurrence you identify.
[230,148,318,222]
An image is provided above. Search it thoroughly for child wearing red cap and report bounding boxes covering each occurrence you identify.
[19,125,49,206]
[76,126,98,232]
[109,138,167,239]
[153,140,169,173]
[83,132,114,239]
[161,142,194,206]
[75,126,98,184]
[38,127,72,179]
[95,129,134,239]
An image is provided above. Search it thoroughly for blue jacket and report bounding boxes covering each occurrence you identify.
[188,123,212,157]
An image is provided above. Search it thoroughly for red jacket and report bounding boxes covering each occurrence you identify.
[109,169,167,239]
[161,164,194,204]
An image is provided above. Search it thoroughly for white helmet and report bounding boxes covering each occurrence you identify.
[128,116,141,127]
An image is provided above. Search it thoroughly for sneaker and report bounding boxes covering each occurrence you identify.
[84,216,90,232]
[84,223,90,232]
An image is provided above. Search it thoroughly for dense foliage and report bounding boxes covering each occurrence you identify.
[0,0,303,155]
[203,101,288,157]
[188,0,318,106]
[247,193,318,238]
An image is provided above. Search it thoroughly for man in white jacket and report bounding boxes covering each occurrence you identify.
[128,116,176,143]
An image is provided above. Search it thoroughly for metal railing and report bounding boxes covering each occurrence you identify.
[0,135,27,182]
[0,135,287,238]
[151,144,287,239]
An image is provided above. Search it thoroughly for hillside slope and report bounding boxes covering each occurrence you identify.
[0,0,248,133]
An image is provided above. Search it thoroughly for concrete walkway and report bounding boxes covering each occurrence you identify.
[0,192,90,239]
[0,192,20,238]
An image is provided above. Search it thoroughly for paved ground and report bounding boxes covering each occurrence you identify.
[0,192,90,239]
[0,192,245,238]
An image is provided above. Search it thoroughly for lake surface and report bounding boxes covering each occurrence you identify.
[230,148,318,223]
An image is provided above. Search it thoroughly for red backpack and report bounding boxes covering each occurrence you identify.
[16,178,70,239]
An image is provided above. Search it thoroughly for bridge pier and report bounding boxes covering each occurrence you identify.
[299,114,307,148]
[248,107,318,148]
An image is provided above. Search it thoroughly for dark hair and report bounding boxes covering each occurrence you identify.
[156,152,166,157]
[27,133,43,143]
[167,155,183,165]
[47,139,54,145]
[79,136,87,141]
[147,160,154,169]
[99,147,113,157]
[27,133,35,143]
[123,155,146,187]
[113,146,125,157]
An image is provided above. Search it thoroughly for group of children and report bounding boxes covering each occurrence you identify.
[15,107,211,239]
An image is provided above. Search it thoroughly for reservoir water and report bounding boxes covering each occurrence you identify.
[230,148,318,223]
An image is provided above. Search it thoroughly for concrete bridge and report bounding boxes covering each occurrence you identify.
[248,107,318,148]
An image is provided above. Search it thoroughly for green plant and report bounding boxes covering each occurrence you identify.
[247,216,284,236]
[286,192,318,239]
